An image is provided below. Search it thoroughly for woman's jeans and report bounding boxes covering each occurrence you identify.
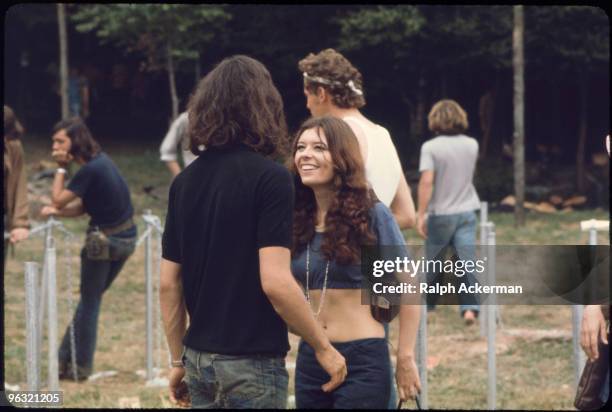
[426,211,480,315]
[182,345,288,409]
[295,338,391,409]
[58,227,136,377]
[384,322,398,409]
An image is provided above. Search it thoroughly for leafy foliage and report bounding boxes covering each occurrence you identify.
[525,6,609,75]
[71,4,231,72]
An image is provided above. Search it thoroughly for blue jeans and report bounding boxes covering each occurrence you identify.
[600,366,610,403]
[58,227,136,377]
[182,345,288,409]
[295,338,391,409]
[425,211,480,315]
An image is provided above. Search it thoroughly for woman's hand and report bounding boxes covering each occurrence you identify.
[41,205,60,217]
[52,149,73,167]
[581,305,608,360]
[9,227,29,243]
[396,354,421,401]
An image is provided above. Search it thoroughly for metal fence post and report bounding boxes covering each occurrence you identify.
[38,221,53,367]
[486,224,497,410]
[144,210,154,381]
[480,202,489,337]
[25,262,41,391]
[47,237,60,391]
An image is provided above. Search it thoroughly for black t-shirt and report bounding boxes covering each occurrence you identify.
[68,152,134,228]
[162,146,293,356]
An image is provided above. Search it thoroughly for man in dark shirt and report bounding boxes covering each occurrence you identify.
[160,55,346,408]
[41,118,137,380]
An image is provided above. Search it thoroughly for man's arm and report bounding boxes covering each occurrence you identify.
[165,161,181,177]
[41,198,85,218]
[159,258,189,405]
[259,246,347,392]
[160,258,187,364]
[160,115,186,178]
[416,170,434,239]
[51,170,79,210]
[390,174,416,230]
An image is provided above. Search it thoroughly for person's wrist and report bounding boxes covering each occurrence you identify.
[312,338,333,354]
[56,167,67,174]
[170,359,184,368]
[398,352,415,361]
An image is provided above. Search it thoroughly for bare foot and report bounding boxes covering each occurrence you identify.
[463,310,476,325]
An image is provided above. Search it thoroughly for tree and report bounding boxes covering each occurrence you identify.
[524,6,609,193]
[57,4,69,119]
[337,6,512,144]
[71,4,230,121]
[512,5,526,226]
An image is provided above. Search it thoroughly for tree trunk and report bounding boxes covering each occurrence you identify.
[414,68,426,139]
[166,42,179,122]
[576,70,588,193]
[57,4,69,120]
[195,51,201,84]
[480,71,499,158]
[512,5,526,226]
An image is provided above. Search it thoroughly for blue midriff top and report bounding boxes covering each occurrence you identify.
[291,202,410,290]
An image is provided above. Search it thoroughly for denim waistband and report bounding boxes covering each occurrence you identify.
[299,337,387,352]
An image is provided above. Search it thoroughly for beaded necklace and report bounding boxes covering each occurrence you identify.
[305,241,330,319]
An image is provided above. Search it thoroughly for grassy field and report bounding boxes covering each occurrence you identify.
[3,135,610,409]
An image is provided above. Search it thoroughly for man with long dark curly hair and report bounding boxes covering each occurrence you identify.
[159,55,346,408]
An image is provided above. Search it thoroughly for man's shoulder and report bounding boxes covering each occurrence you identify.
[176,112,189,125]
[189,149,289,180]
[255,156,292,183]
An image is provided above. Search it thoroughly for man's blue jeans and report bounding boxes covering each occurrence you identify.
[182,345,288,409]
[58,229,136,377]
[425,211,480,315]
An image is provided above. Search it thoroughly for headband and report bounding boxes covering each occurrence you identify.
[302,72,363,96]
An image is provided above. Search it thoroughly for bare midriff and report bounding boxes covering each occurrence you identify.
[306,288,385,342]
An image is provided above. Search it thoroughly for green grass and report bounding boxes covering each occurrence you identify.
[4,136,610,408]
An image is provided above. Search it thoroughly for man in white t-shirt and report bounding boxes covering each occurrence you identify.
[417,99,481,325]
[298,49,416,230]
[160,112,198,177]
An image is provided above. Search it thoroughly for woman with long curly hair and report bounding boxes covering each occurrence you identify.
[289,116,421,409]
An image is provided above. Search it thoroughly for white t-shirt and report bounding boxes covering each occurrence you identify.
[159,112,197,167]
[418,135,481,215]
[343,116,402,207]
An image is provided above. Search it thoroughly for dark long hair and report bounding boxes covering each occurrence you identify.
[4,105,24,140]
[289,116,376,265]
[187,55,289,158]
[53,117,101,162]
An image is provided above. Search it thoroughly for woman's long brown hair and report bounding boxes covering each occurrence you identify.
[289,116,376,265]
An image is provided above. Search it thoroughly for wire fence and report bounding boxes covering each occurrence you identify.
[5,207,609,408]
